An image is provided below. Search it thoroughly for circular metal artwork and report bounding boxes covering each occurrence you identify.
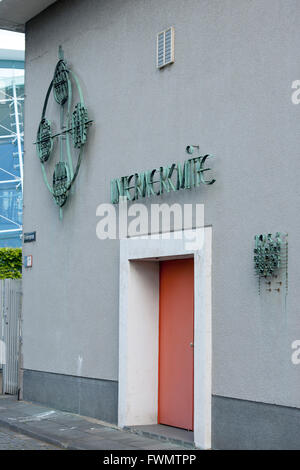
[37,118,53,163]
[72,103,89,149]
[53,59,69,105]
[35,46,93,213]
[53,161,70,207]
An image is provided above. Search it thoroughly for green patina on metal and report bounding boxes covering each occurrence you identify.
[254,232,288,294]
[37,118,53,162]
[111,148,216,204]
[35,46,93,212]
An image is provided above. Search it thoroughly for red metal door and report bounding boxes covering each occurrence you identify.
[158,258,194,430]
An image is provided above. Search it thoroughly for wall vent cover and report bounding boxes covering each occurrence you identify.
[157,27,175,69]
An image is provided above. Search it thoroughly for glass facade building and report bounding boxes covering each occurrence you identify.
[0,60,24,247]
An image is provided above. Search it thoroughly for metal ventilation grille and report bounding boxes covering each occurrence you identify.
[157,27,174,68]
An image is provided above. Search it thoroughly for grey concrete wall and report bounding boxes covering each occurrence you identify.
[212,395,300,450]
[23,0,300,409]
[23,369,118,423]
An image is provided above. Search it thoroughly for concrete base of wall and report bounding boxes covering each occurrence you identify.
[23,369,118,424]
[23,373,300,448]
[212,395,300,450]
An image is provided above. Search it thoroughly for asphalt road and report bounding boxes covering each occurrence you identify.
[0,425,60,450]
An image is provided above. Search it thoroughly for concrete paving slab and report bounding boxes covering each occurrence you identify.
[70,437,137,451]
[0,425,60,450]
[0,397,191,450]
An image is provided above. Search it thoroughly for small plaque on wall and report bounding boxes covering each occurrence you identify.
[24,232,36,243]
[24,255,33,268]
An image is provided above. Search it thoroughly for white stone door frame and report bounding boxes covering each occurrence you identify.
[118,227,212,449]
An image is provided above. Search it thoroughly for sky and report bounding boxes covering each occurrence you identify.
[0,29,25,51]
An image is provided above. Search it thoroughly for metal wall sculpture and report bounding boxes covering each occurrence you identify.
[254,232,288,294]
[35,46,92,215]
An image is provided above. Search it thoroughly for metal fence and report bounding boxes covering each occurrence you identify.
[0,279,22,395]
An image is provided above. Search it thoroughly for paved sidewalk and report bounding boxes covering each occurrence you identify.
[0,396,189,450]
[0,425,59,450]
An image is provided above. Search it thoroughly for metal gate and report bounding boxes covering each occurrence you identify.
[0,279,22,395]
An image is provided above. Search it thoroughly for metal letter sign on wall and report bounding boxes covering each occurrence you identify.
[111,145,216,204]
[254,232,288,294]
[35,46,92,216]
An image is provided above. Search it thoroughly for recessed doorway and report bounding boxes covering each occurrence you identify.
[118,228,212,449]
[158,258,194,431]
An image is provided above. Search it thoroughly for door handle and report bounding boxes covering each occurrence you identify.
[190,342,194,348]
